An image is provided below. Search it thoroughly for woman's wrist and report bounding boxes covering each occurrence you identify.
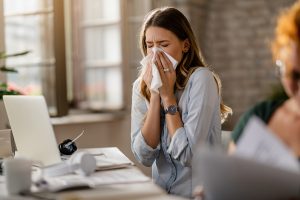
[150,92,160,102]
[162,95,177,108]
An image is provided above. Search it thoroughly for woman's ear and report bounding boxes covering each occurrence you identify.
[183,39,190,53]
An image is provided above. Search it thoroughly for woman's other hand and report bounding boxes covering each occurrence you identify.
[154,51,176,103]
[193,185,205,200]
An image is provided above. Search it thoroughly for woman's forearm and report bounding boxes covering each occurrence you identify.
[141,93,162,148]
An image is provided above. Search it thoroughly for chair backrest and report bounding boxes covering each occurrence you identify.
[221,130,232,151]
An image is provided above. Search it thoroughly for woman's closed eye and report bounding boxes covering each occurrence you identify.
[160,43,169,48]
[146,45,153,49]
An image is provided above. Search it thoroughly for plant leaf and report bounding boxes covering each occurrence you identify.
[0,82,8,89]
[0,65,18,73]
[0,50,31,59]
[0,89,21,100]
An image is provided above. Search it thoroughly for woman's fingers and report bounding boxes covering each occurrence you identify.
[154,52,165,79]
[157,51,173,73]
[193,185,205,200]
[154,51,174,80]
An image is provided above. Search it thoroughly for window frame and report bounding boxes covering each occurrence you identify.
[53,0,68,116]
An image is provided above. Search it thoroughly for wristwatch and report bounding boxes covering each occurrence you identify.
[164,105,178,115]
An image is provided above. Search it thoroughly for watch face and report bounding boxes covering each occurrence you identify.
[166,105,178,115]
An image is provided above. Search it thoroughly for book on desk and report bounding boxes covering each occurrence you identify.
[89,147,134,171]
[36,147,147,193]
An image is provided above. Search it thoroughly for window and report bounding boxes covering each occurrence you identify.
[71,0,123,111]
[3,0,58,114]
[2,0,124,117]
[3,0,66,116]
[1,0,154,118]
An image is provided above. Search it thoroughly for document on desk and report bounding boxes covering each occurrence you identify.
[36,148,149,193]
[80,147,134,171]
[94,154,133,171]
[234,116,299,172]
[42,168,150,192]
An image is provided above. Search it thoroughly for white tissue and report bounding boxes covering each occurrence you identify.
[140,47,178,93]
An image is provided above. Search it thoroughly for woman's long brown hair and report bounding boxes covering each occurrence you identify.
[139,7,232,123]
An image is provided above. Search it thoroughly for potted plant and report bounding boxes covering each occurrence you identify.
[0,50,30,99]
[0,50,30,129]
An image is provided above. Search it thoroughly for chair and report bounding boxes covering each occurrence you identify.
[221,130,232,151]
[0,129,15,158]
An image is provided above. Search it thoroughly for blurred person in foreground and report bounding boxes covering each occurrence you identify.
[229,1,300,160]
[194,2,300,199]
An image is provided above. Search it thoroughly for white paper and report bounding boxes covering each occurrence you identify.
[235,116,299,173]
[94,155,133,170]
[39,168,150,192]
[140,47,178,93]
[32,148,145,193]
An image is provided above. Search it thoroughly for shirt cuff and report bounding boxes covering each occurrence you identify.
[167,127,188,159]
[134,130,160,164]
[138,131,161,151]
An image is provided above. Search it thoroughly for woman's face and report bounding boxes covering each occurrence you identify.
[280,44,300,103]
[145,26,189,62]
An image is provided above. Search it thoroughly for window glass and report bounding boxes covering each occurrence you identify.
[73,0,123,111]
[82,0,120,21]
[4,0,56,112]
[83,25,121,62]
[83,67,122,110]
[4,0,52,14]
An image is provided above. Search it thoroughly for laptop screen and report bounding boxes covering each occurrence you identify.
[3,95,61,166]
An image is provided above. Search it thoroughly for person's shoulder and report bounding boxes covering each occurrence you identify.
[132,77,142,94]
[250,99,285,119]
[232,99,285,143]
[133,77,141,88]
[191,67,212,76]
[189,67,213,82]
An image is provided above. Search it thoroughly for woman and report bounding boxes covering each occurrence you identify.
[131,7,231,198]
[230,1,300,160]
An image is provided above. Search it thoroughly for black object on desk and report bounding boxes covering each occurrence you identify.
[0,159,3,175]
[59,139,77,155]
[58,130,85,155]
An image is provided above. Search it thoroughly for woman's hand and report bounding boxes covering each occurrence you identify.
[154,51,176,104]
[193,185,205,200]
[142,55,153,90]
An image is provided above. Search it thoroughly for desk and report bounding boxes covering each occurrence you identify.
[0,147,188,200]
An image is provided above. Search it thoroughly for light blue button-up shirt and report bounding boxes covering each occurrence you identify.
[131,67,222,198]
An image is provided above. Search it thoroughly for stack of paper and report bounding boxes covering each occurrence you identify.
[32,148,142,193]
[95,156,133,170]
[39,168,150,193]
[80,147,134,171]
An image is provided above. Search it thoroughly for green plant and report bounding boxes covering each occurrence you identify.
[0,50,30,99]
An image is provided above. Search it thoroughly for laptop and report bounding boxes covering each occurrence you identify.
[193,147,300,200]
[3,95,62,166]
